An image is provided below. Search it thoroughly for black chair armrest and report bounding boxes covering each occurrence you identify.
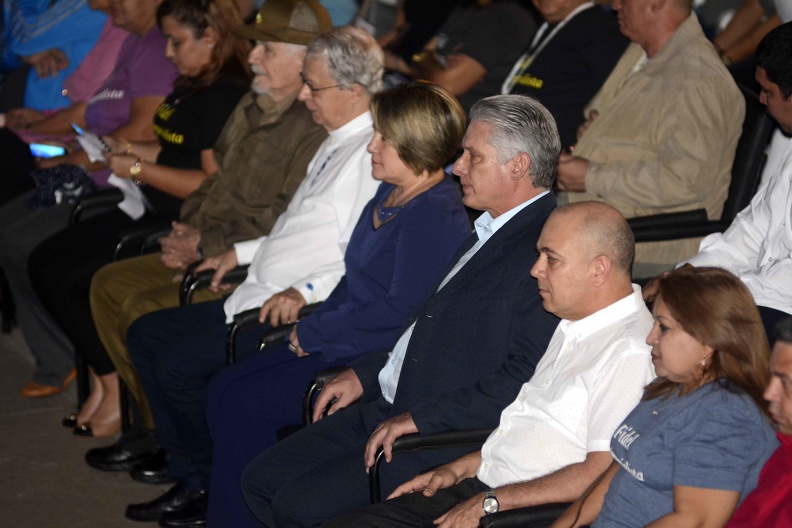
[302,365,349,425]
[627,209,719,243]
[225,308,262,365]
[479,502,572,528]
[257,302,323,350]
[69,188,124,225]
[370,429,493,503]
[178,264,249,306]
[113,225,171,260]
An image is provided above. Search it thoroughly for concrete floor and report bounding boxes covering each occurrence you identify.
[0,328,171,528]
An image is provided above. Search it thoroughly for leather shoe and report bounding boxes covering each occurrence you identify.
[20,368,76,398]
[125,483,207,522]
[130,450,175,485]
[20,380,63,398]
[85,443,159,472]
[157,494,207,527]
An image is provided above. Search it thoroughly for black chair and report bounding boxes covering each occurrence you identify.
[224,302,322,365]
[300,365,493,504]
[178,263,250,306]
[628,84,775,242]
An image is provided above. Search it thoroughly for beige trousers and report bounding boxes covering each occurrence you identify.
[90,253,223,428]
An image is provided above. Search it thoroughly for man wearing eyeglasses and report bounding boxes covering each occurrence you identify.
[117,22,383,528]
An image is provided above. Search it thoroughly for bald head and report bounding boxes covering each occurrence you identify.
[552,202,635,277]
[531,201,635,320]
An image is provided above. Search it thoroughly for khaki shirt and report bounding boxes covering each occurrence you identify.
[564,15,744,266]
[180,91,327,256]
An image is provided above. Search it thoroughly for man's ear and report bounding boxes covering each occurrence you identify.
[590,254,613,287]
[346,82,366,102]
[510,151,532,181]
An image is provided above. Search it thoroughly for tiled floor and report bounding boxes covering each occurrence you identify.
[0,328,170,528]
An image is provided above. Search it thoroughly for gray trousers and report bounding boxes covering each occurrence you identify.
[0,191,74,385]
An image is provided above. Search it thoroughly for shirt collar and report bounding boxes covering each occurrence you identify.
[642,14,702,74]
[474,190,550,243]
[325,111,373,146]
[558,285,646,341]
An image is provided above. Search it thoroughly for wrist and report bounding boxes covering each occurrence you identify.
[129,157,144,185]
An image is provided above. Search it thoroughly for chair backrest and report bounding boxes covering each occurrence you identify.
[720,85,776,222]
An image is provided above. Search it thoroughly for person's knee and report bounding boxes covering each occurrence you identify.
[241,457,276,524]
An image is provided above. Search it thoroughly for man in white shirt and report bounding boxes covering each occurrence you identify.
[122,27,384,526]
[326,201,655,528]
[644,22,792,342]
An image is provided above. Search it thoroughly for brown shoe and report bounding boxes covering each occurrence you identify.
[62,368,77,389]
[19,380,63,398]
[20,368,77,398]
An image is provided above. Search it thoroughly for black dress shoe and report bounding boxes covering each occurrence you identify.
[157,494,208,527]
[125,483,207,522]
[85,442,159,472]
[130,449,176,485]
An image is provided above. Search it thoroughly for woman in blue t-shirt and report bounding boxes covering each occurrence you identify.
[553,266,778,528]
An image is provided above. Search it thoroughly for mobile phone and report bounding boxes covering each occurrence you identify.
[71,122,111,152]
[70,122,85,136]
[29,143,66,158]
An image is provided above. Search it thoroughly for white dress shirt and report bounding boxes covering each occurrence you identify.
[477,286,655,487]
[684,137,792,315]
[377,192,550,403]
[223,111,378,322]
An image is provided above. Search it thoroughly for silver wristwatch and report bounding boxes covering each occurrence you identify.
[482,489,499,515]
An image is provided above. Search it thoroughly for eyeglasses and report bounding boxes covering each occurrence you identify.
[300,72,342,93]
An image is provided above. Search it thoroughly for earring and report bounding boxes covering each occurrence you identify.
[207,42,214,49]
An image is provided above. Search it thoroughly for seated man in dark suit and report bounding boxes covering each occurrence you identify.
[240,94,562,527]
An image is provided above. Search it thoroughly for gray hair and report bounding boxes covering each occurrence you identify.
[307,26,384,94]
[469,95,560,189]
[777,317,792,345]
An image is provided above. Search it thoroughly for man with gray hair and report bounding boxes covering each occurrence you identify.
[122,24,384,527]
[241,94,561,527]
[556,0,744,276]
[327,202,655,528]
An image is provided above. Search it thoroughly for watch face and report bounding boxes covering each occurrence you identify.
[483,496,499,514]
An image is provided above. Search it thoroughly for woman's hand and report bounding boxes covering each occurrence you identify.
[288,326,308,357]
[107,153,138,178]
[6,108,46,129]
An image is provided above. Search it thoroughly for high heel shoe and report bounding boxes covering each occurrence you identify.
[74,419,120,438]
[62,413,78,428]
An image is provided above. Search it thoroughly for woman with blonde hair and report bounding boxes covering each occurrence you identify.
[553,266,778,528]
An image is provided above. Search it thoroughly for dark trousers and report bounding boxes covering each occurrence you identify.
[205,341,357,528]
[241,399,476,527]
[325,477,488,528]
[127,299,261,488]
[0,127,35,206]
[30,209,171,374]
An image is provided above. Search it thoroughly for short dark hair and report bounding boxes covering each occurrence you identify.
[756,22,792,99]
[776,317,792,345]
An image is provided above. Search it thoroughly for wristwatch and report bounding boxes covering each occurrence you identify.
[482,489,499,515]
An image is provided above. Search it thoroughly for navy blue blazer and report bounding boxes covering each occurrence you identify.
[350,192,560,435]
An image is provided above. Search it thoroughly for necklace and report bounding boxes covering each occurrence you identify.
[376,202,405,222]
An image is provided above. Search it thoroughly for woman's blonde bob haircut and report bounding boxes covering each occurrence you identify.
[645,266,770,417]
[370,81,466,176]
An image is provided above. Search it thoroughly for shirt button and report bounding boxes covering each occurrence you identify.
[498,429,504,435]
[61,89,68,96]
